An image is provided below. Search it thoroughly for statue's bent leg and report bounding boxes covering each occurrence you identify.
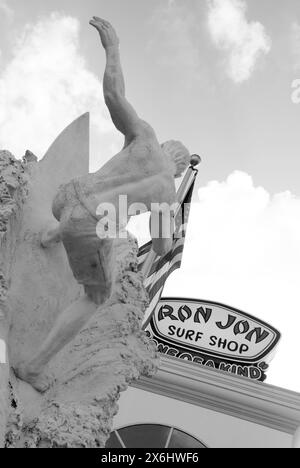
[15,294,99,392]
[16,214,115,391]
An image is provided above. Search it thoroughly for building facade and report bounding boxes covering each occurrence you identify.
[108,355,300,448]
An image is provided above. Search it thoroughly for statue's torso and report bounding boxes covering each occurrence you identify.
[53,135,176,228]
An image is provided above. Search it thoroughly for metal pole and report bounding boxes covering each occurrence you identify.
[141,155,201,328]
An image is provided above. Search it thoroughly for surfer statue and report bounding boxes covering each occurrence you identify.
[15,17,191,391]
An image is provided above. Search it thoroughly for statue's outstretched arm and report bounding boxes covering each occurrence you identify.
[90,17,154,141]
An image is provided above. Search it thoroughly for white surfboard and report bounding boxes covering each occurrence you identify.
[8,113,90,367]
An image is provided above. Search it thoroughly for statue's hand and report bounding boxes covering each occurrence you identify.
[89,17,119,50]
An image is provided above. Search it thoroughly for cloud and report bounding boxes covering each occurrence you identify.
[0,0,14,21]
[150,0,271,85]
[150,171,300,391]
[0,13,115,159]
[291,22,300,72]
[207,0,271,83]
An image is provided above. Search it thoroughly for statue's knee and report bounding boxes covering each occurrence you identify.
[40,225,61,248]
[84,282,112,306]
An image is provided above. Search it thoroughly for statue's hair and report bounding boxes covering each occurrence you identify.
[161,140,190,178]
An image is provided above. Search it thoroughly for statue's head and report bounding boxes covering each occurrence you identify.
[161,140,190,178]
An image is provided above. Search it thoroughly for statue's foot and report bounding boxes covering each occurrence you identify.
[14,364,54,393]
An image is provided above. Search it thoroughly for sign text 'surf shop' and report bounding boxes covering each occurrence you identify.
[146,298,281,381]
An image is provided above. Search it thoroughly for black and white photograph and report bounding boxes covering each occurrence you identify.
[0,0,300,451]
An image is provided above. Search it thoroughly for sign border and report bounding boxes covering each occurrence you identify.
[150,297,281,364]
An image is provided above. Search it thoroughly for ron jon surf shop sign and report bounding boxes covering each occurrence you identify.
[146,298,281,382]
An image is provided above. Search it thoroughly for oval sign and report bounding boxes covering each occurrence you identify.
[149,298,281,364]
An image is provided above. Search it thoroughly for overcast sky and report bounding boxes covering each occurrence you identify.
[0,0,299,392]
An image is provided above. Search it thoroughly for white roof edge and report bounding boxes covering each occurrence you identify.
[131,356,300,435]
